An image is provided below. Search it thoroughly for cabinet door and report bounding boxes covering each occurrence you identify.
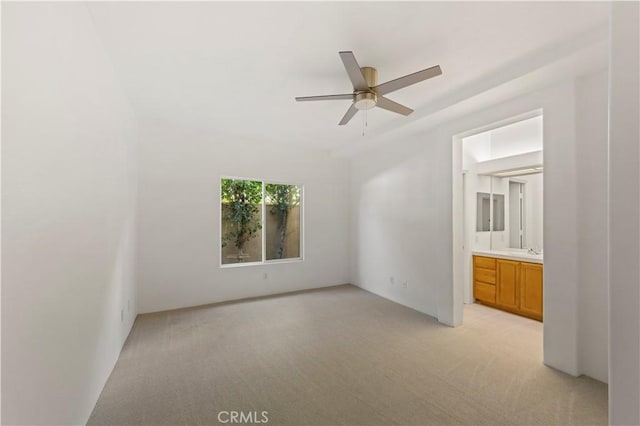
[520,262,543,320]
[496,259,520,310]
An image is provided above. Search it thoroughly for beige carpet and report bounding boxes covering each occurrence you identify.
[88,284,607,425]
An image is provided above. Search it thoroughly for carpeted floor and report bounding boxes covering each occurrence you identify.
[88,284,607,425]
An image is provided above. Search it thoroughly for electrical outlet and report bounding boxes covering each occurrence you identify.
[402,281,408,289]
[389,276,395,284]
[263,272,268,280]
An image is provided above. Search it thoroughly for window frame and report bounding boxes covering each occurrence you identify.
[219,176,304,268]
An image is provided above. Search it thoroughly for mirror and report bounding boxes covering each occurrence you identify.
[492,193,505,231]
[509,181,524,248]
[480,173,543,251]
[507,174,543,251]
[476,192,491,232]
[476,191,505,233]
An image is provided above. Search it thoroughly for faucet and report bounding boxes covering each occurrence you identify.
[527,248,541,255]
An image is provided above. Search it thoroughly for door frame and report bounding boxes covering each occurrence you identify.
[456,110,542,310]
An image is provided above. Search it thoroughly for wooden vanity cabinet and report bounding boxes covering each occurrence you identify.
[473,256,496,304]
[519,263,543,320]
[473,255,543,321]
[496,259,520,311]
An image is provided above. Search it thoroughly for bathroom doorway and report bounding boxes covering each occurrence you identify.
[457,113,544,322]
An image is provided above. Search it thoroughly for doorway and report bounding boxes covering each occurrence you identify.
[458,113,544,321]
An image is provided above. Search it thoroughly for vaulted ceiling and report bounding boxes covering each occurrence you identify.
[87,2,609,156]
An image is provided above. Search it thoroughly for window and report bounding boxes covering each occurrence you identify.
[220,178,302,266]
[265,183,301,261]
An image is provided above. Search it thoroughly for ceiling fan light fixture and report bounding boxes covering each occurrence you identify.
[295,51,442,125]
[354,92,377,110]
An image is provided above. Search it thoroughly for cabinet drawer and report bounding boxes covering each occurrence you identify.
[474,256,496,270]
[474,267,496,285]
[474,281,496,304]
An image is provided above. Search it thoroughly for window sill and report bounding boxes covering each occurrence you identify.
[219,258,304,269]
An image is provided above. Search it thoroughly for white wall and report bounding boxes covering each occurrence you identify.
[350,132,451,317]
[608,2,640,423]
[136,121,350,314]
[576,70,609,384]
[2,3,138,425]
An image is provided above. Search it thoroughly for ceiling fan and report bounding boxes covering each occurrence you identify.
[295,51,442,125]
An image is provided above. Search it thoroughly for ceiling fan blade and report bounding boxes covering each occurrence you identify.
[338,103,359,126]
[376,96,414,116]
[339,51,369,91]
[295,94,354,102]
[373,65,442,96]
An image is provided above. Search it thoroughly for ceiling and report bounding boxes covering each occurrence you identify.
[87,2,609,155]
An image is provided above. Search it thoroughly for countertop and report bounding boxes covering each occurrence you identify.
[472,249,543,264]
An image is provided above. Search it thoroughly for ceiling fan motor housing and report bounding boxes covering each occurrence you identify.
[360,66,378,87]
[354,67,378,110]
[355,91,377,110]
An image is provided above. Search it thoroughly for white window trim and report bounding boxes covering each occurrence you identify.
[219,176,304,268]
